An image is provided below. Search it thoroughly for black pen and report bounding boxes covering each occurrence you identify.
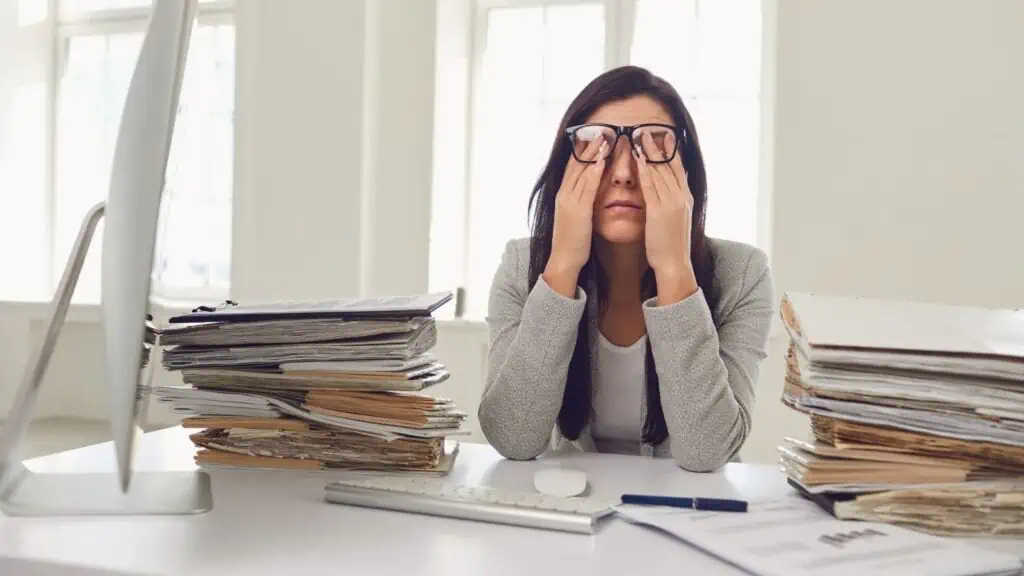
[620,494,748,512]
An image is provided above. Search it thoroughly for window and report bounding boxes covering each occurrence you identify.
[1,0,235,303]
[631,0,762,246]
[430,0,763,319]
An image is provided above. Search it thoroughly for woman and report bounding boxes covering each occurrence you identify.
[477,66,774,472]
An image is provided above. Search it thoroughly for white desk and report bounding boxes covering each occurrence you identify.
[1,428,1021,575]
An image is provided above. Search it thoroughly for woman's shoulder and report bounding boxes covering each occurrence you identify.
[494,237,533,287]
[707,237,769,274]
[707,237,773,312]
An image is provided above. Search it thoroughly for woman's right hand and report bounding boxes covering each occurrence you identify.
[542,137,608,298]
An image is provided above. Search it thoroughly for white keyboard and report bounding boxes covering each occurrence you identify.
[324,476,617,534]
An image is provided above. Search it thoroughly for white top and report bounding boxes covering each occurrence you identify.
[591,331,646,454]
[1,428,1021,575]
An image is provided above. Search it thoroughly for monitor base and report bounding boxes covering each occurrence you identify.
[1,467,212,516]
[0,203,214,517]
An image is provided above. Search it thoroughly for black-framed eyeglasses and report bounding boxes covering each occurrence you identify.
[565,123,686,164]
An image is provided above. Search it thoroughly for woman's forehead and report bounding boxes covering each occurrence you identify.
[585,95,674,126]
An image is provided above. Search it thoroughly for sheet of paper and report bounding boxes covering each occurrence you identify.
[615,497,1022,576]
[793,345,1024,414]
[148,385,470,440]
[785,392,1024,447]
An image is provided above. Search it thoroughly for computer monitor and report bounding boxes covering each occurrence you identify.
[0,0,212,516]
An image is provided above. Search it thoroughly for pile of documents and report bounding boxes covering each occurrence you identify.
[777,292,1024,537]
[152,294,467,475]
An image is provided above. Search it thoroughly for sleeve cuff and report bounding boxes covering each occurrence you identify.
[534,274,587,303]
[521,275,588,332]
[642,288,717,342]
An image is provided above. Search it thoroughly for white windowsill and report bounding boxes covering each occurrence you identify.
[0,299,103,324]
[0,297,197,325]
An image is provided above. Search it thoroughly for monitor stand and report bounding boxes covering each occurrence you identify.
[0,202,212,516]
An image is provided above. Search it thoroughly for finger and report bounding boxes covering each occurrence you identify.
[641,131,666,163]
[573,142,607,200]
[640,131,677,198]
[584,134,606,161]
[654,161,680,199]
[665,132,687,189]
[581,154,606,205]
[561,136,604,193]
[563,137,599,188]
[639,143,675,204]
[634,145,661,206]
[641,132,681,200]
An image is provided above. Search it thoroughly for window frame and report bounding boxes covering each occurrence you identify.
[49,0,235,303]
[448,0,764,319]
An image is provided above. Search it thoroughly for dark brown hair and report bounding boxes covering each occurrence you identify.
[526,65,717,445]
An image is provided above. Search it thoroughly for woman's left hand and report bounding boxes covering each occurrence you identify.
[635,131,699,304]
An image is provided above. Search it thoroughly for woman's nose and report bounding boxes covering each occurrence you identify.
[609,139,637,188]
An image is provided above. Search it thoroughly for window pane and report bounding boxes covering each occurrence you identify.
[54,25,235,303]
[631,0,762,246]
[632,0,760,98]
[55,32,143,303]
[631,0,697,96]
[689,97,759,246]
[18,0,49,26]
[466,3,605,319]
[155,24,235,294]
[0,83,48,300]
[693,0,762,97]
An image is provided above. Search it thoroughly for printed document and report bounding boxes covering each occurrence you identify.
[615,497,1022,576]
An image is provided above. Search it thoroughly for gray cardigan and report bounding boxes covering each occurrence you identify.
[478,237,774,472]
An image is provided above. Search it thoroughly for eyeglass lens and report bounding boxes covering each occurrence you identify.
[572,125,678,163]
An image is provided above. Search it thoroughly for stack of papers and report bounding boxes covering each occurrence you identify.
[162,317,438,369]
[151,293,466,474]
[777,292,1024,537]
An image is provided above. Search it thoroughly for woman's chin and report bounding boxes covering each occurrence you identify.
[595,224,644,245]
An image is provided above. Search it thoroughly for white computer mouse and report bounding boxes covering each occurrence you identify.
[533,468,588,498]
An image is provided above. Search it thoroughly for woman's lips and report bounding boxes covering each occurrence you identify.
[605,201,642,213]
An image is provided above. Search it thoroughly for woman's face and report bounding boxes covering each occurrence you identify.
[582,95,676,245]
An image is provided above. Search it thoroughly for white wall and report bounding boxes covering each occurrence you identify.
[4,0,1024,465]
[770,0,1024,308]
[753,0,1024,461]
[360,0,437,296]
[231,0,369,301]
[232,0,436,302]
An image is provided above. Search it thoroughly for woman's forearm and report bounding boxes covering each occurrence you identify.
[644,251,773,471]
[480,265,587,460]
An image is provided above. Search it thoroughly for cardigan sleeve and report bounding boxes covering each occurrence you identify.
[642,247,774,471]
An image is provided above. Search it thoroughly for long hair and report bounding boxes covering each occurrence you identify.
[526,65,717,446]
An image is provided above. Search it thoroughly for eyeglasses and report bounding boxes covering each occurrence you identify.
[565,123,685,164]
